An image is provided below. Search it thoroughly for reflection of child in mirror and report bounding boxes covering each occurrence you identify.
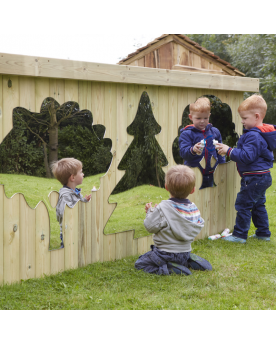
[179,97,225,188]
[135,165,212,275]
[216,94,276,243]
[51,158,91,248]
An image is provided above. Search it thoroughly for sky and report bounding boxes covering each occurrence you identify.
[0,1,273,66]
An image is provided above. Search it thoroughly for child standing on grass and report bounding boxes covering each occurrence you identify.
[135,165,212,276]
[179,97,225,188]
[51,158,91,248]
[217,94,276,243]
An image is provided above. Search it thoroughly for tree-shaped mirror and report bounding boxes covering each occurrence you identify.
[0,98,112,249]
[105,91,169,238]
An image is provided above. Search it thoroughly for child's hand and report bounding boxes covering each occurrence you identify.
[85,194,92,201]
[193,143,203,155]
[145,203,158,213]
[216,143,229,156]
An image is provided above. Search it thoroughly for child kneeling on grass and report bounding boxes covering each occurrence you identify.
[135,165,212,275]
[51,158,91,248]
[217,94,276,243]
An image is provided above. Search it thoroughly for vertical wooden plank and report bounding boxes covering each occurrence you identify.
[91,82,105,125]
[133,238,138,257]
[0,75,3,143]
[116,84,128,185]
[85,199,92,265]
[177,87,189,133]
[79,81,92,112]
[91,191,98,263]
[216,163,227,233]
[35,201,51,278]
[138,57,145,67]
[126,231,134,257]
[0,185,4,285]
[145,51,156,68]
[49,79,65,105]
[179,46,190,66]
[92,184,104,263]
[192,54,202,68]
[50,248,65,275]
[49,191,59,208]
[2,75,19,140]
[19,77,35,111]
[35,78,50,112]
[103,234,116,262]
[158,43,173,69]
[168,87,178,169]
[115,232,127,260]
[64,79,79,103]
[137,237,148,256]
[78,201,86,267]
[147,235,154,250]
[157,86,169,173]
[64,202,79,270]
[3,193,20,284]
[19,194,36,280]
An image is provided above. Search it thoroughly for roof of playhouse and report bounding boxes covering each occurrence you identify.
[118,34,244,77]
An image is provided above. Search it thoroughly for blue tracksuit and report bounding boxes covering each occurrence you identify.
[227,125,276,239]
[179,124,225,188]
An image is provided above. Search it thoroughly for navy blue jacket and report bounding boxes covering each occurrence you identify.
[229,125,276,175]
[179,124,225,174]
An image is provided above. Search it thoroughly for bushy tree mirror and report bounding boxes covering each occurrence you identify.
[0,98,112,249]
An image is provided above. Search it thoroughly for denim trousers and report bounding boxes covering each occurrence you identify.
[233,173,272,240]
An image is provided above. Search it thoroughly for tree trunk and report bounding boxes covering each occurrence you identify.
[43,142,51,178]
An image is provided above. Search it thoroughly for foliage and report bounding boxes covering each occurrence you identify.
[112,92,168,194]
[0,116,45,176]
[1,101,112,178]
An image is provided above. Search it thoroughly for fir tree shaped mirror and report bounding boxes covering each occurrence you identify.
[105,91,169,238]
[0,98,112,249]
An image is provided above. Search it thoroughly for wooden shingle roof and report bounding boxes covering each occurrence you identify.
[118,34,244,77]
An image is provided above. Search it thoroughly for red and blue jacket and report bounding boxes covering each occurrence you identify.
[179,124,225,175]
[227,124,276,176]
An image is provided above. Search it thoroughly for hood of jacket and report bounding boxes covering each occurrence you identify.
[159,200,204,242]
[181,123,213,133]
[246,124,276,151]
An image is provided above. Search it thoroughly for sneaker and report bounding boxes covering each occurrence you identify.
[249,234,270,242]
[222,235,246,244]
[188,253,212,271]
[167,262,192,276]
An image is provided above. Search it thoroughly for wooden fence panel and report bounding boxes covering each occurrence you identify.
[35,201,51,278]
[0,75,3,143]
[35,78,50,112]
[115,232,127,260]
[2,75,19,141]
[49,79,65,105]
[4,193,20,284]
[0,185,4,285]
[64,79,79,103]
[50,248,65,275]
[19,194,36,280]
[64,202,79,270]
[103,234,116,262]
[49,191,59,208]
[19,77,35,111]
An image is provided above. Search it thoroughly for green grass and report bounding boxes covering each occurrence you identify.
[1,168,276,309]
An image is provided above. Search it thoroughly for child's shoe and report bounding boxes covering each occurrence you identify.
[188,253,212,271]
[167,262,192,276]
[249,234,270,242]
[222,235,246,244]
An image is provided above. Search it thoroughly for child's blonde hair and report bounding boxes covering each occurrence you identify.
[190,97,211,114]
[238,94,267,118]
[165,165,196,199]
[51,158,82,185]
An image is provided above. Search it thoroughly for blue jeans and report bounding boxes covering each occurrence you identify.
[233,173,272,240]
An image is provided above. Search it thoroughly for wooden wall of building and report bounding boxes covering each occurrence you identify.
[0,73,244,285]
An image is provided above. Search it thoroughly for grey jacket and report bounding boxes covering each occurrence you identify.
[56,187,88,231]
[144,200,204,253]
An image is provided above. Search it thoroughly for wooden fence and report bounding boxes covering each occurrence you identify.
[0,53,258,285]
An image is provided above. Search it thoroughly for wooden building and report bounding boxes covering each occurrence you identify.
[118,34,244,77]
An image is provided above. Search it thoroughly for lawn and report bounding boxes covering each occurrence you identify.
[0,168,276,309]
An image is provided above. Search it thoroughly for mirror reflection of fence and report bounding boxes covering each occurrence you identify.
[172,95,238,189]
[105,91,169,238]
[0,98,112,249]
